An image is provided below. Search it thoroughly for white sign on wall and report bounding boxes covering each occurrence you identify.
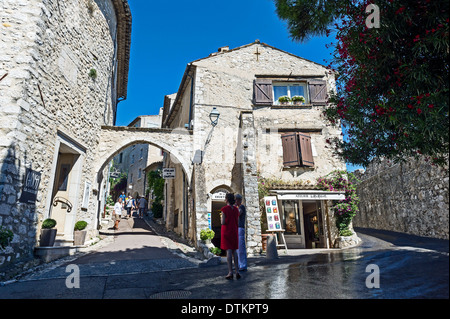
[276,191,345,201]
[163,168,176,179]
[211,188,228,201]
[81,181,91,209]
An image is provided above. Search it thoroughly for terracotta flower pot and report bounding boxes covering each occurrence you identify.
[261,234,269,252]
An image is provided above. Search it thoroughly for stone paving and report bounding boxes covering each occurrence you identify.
[7,212,201,283]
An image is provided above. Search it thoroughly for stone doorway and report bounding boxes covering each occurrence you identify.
[46,132,86,245]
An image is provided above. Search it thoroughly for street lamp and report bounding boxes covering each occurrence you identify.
[209,107,220,127]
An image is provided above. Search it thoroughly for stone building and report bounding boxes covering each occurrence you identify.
[0,0,131,277]
[123,113,163,199]
[161,41,346,255]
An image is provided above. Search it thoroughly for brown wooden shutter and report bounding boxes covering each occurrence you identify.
[298,133,314,167]
[308,79,327,106]
[253,79,273,106]
[281,133,301,167]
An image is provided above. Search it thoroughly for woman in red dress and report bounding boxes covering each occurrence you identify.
[221,193,241,279]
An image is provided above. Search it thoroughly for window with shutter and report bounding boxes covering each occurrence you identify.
[281,132,315,168]
[281,133,301,167]
[298,133,314,167]
[253,79,273,106]
[308,79,327,106]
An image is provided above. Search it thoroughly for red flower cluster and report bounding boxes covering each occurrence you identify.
[395,6,406,15]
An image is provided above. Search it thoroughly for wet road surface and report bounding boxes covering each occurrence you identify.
[0,221,447,299]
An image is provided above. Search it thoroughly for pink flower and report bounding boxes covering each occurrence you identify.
[395,7,405,15]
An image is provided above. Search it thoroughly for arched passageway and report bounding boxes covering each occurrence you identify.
[92,126,194,234]
[94,126,193,183]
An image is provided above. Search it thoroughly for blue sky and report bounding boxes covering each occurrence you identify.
[117,0,363,172]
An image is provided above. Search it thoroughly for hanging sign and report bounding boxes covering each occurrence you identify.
[19,168,41,204]
[264,196,283,232]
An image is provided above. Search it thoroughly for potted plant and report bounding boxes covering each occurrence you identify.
[200,228,215,245]
[291,95,306,105]
[209,247,222,256]
[73,221,88,246]
[40,218,57,247]
[278,95,291,105]
[0,226,13,250]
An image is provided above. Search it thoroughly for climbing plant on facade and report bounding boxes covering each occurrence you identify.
[316,170,360,236]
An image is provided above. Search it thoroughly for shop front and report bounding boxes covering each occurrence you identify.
[271,190,345,249]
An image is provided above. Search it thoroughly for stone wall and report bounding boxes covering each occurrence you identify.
[353,157,449,240]
[0,0,123,278]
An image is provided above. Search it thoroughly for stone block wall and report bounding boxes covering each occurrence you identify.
[353,157,449,240]
[0,0,120,278]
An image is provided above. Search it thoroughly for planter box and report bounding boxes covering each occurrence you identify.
[333,234,361,249]
[73,230,87,246]
[39,229,57,247]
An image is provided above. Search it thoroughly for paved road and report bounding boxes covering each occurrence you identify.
[0,218,448,300]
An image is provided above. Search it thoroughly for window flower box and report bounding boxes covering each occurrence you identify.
[291,95,306,105]
[278,95,291,105]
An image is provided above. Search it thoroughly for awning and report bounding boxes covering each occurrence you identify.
[272,190,346,201]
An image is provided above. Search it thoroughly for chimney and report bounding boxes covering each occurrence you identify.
[218,46,229,53]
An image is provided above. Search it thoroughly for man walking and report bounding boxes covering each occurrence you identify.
[235,194,247,271]
[125,195,135,218]
[113,197,123,230]
[138,196,147,218]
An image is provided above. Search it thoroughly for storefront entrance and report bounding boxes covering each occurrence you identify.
[280,200,326,249]
[211,200,223,249]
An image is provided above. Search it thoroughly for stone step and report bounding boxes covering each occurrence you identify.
[284,235,304,249]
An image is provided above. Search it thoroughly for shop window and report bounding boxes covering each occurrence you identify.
[281,132,314,168]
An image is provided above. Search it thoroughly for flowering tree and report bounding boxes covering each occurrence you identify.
[275,0,449,167]
[316,170,360,236]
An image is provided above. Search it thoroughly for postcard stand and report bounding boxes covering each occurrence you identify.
[264,196,288,254]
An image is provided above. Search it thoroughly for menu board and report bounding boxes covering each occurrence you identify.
[264,196,283,232]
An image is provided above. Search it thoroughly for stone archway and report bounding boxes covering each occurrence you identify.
[93,126,193,184]
[92,126,194,230]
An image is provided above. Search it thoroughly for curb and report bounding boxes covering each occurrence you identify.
[141,216,220,267]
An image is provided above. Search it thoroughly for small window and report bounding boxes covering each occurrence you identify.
[273,82,309,104]
[253,78,328,107]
